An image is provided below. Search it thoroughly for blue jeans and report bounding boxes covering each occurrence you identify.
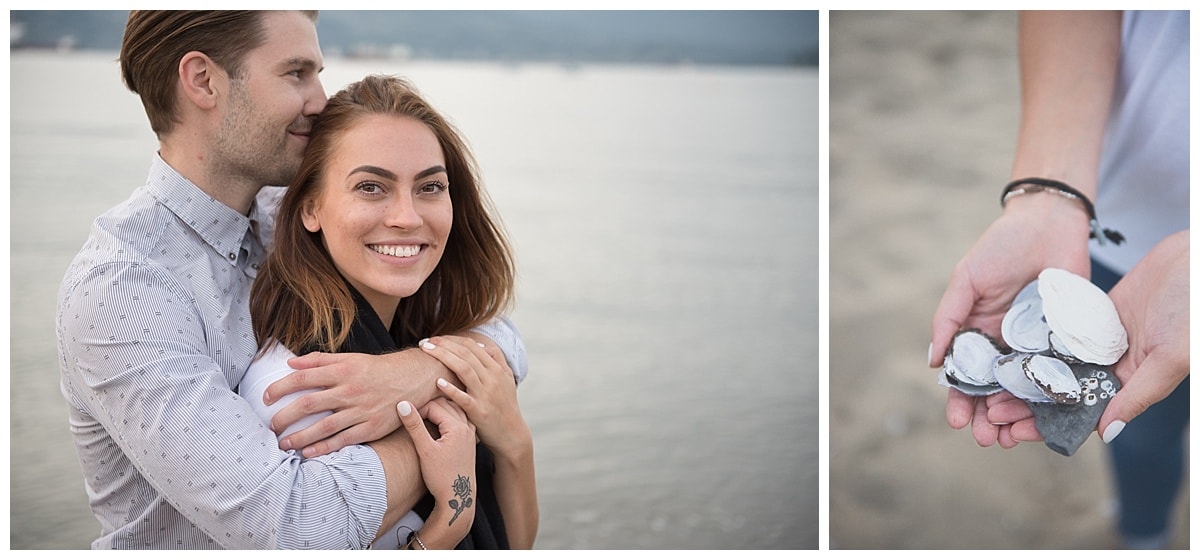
[1090,259,1190,542]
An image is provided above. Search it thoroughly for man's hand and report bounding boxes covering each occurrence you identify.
[264,348,451,457]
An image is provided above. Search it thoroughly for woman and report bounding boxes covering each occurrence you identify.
[240,74,537,549]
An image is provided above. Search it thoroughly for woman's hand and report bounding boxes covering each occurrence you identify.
[1099,230,1190,443]
[419,335,532,458]
[419,335,540,548]
[932,194,1092,447]
[396,397,476,548]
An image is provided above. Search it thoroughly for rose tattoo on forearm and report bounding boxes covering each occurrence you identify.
[447,474,473,526]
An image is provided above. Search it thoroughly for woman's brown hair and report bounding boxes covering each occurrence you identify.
[251,74,515,354]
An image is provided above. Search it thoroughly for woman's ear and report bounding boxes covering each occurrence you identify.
[301,197,322,233]
[178,51,223,111]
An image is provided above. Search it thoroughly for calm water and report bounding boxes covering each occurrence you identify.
[9,52,817,549]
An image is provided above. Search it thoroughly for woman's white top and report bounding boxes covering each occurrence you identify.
[1092,10,1189,274]
[239,342,425,549]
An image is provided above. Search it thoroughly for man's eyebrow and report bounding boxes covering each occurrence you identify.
[283,57,323,73]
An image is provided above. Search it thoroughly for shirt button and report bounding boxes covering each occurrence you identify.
[228,252,237,261]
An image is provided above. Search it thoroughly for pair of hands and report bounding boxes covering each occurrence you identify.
[931,201,1188,449]
[395,335,526,547]
[261,333,506,458]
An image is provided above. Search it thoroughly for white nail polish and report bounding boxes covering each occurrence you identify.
[421,340,436,350]
[477,342,486,348]
[397,401,412,416]
[437,378,448,388]
[927,342,934,366]
[1102,420,1126,443]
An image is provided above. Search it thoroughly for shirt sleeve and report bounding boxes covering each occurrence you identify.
[58,261,388,549]
[469,314,529,384]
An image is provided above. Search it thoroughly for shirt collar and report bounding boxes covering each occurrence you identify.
[144,153,261,266]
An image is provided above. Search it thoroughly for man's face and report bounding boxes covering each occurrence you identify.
[214,11,326,188]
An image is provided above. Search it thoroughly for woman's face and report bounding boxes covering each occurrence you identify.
[302,114,453,325]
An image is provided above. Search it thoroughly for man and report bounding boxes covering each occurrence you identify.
[56,11,526,549]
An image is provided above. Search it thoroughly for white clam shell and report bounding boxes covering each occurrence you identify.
[1022,354,1082,404]
[1037,268,1128,365]
[1001,285,1051,353]
[944,329,1002,386]
[993,353,1053,402]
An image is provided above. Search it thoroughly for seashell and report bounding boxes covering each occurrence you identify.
[1001,289,1050,353]
[1021,354,1082,405]
[993,353,1053,402]
[1036,268,1128,366]
[940,329,1003,395]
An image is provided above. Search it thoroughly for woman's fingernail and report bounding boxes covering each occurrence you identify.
[1102,420,1126,443]
[421,339,436,350]
[398,401,413,416]
[927,342,934,367]
[437,378,448,388]
[477,342,486,348]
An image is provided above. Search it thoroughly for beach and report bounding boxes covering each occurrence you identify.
[829,11,1189,549]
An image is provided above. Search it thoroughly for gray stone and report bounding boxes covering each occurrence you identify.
[1028,363,1121,456]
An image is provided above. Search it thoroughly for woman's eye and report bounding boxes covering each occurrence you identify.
[420,181,448,195]
[355,181,384,195]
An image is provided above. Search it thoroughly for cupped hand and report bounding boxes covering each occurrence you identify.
[934,195,1091,447]
[1097,230,1189,443]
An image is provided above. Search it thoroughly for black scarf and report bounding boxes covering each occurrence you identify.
[311,287,509,550]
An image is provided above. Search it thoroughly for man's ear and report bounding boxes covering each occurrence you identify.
[177,51,223,111]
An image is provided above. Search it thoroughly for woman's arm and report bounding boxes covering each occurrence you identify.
[935,10,1123,448]
[487,422,539,549]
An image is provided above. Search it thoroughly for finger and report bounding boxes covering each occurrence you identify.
[269,388,346,436]
[996,425,1020,449]
[1098,350,1184,443]
[275,408,360,452]
[945,389,975,429]
[397,401,433,449]
[1007,418,1043,443]
[931,269,977,367]
[986,397,1034,425]
[984,389,1020,408]
[286,350,336,370]
[421,337,485,390]
[296,423,379,458]
[265,356,338,405]
[970,397,998,447]
[436,376,475,412]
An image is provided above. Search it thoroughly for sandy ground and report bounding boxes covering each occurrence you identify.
[828,11,1189,549]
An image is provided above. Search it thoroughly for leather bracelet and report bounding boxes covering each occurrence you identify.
[1001,177,1125,245]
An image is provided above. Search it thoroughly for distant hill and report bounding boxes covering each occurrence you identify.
[10,10,818,67]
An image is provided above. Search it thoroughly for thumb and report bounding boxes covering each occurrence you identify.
[930,272,975,367]
[1098,350,1181,443]
[396,401,431,448]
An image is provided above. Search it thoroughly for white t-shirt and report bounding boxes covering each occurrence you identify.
[239,343,425,549]
[1092,10,1189,274]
